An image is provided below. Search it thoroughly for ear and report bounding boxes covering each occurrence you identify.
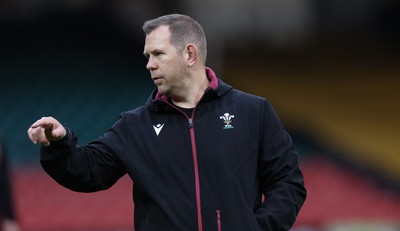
[185,44,197,67]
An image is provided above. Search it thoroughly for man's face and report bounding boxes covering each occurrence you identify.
[143,25,189,97]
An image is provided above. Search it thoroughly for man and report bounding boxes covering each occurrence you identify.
[27,14,306,231]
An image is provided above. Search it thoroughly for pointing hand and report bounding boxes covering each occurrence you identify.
[27,116,66,146]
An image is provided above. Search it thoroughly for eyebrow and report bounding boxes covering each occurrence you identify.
[143,49,163,57]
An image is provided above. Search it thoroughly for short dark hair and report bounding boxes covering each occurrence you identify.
[143,14,207,64]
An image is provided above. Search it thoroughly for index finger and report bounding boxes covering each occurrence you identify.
[27,126,45,144]
[30,116,56,129]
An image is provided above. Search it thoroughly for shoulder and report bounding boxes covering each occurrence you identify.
[120,105,149,117]
[228,88,270,105]
[111,106,150,127]
[225,88,279,120]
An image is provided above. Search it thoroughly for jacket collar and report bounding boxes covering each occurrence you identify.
[146,67,232,112]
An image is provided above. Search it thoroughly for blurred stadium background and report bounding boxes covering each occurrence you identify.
[1,0,399,230]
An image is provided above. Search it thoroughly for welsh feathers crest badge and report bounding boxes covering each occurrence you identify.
[220,113,235,129]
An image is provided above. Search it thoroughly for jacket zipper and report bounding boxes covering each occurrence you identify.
[163,95,213,231]
[166,103,203,231]
[188,116,203,231]
[216,209,222,231]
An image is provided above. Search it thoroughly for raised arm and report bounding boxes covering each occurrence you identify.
[27,116,126,192]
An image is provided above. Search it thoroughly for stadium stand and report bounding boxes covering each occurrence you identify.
[222,58,400,186]
[1,39,399,231]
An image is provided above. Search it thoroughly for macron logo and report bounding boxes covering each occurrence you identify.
[153,123,165,136]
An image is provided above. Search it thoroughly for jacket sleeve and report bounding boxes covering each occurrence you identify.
[40,117,127,192]
[255,100,307,231]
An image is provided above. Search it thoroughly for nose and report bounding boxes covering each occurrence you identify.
[146,57,157,70]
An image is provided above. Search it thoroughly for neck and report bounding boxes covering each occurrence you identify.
[171,69,209,109]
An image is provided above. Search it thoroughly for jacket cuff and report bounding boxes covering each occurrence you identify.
[41,128,73,155]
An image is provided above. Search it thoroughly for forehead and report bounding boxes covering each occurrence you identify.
[144,25,172,51]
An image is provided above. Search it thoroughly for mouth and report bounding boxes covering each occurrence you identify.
[152,76,163,85]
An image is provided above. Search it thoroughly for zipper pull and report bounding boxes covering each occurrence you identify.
[188,118,193,128]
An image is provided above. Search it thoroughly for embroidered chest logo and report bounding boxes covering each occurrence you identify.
[219,113,235,129]
[153,123,165,136]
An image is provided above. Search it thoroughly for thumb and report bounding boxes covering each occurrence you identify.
[44,123,66,142]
